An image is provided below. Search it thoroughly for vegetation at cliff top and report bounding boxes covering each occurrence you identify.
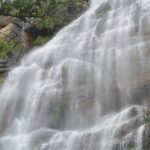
[0,0,89,59]
[0,0,89,29]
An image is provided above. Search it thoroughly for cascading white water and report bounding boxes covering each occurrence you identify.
[0,0,150,149]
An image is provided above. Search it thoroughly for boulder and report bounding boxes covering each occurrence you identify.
[0,23,22,42]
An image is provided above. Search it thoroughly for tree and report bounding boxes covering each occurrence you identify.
[0,0,89,29]
[0,0,89,76]
[0,0,89,56]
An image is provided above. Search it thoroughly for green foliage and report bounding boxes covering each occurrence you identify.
[0,38,21,58]
[0,0,89,29]
[128,148,135,150]
[0,0,89,55]
[33,36,49,46]
[0,0,44,19]
[0,39,13,58]
[36,17,54,29]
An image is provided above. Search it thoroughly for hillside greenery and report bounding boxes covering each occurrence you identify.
[0,0,89,58]
[0,0,88,29]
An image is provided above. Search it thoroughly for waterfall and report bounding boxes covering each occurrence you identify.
[0,0,150,149]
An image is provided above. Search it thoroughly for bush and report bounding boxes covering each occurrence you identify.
[0,39,14,58]
[33,36,49,46]
[0,38,22,58]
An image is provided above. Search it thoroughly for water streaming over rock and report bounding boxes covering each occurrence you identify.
[0,0,150,149]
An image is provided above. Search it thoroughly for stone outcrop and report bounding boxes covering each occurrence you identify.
[0,58,19,74]
[0,17,34,74]
[0,17,16,28]
[0,59,9,74]
[0,23,22,42]
[0,16,33,48]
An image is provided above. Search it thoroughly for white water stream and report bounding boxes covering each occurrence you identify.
[0,0,150,149]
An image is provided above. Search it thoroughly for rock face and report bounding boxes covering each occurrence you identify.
[0,17,22,42]
[21,29,33,49]
[0,57,20,74]
[0,59,9,74]
[0,17,33,48]
[143,125,150,150]
[0,17,33,73]
[0,17,16,28]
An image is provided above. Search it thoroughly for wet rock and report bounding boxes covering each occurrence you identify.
[0,68,9,74]
[0,59,8,74]
[113,115,145,139]
[0,57,19,75]
[95,1,111,18]
[143,125,150,150]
